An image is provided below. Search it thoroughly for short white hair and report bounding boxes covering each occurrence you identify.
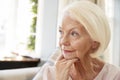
[60,1,111,57]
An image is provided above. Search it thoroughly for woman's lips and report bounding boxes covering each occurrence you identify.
[63,50,75,54]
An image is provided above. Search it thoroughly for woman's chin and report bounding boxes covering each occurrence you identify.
[63,56,71,59]
[64,56,79,60]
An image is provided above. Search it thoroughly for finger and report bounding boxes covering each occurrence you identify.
[55,54,65,65]
[66,58,78,68]
[57,54,64,61]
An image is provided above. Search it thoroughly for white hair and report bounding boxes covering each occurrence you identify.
[60,1,111,57]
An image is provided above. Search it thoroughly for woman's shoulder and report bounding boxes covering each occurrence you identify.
[106,63,120,70]
[33,62,55,80]
[94,63,120,80]
[105,63,120,79]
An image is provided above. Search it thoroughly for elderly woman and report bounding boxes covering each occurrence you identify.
[33,1,120,80]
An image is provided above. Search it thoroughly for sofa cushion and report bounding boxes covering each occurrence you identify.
[0,67,40,80]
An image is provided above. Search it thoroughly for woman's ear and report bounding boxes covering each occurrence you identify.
[91,41,100,53]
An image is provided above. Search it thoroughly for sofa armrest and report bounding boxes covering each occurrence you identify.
[0,67,41,80]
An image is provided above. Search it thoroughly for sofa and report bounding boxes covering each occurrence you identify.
[0,48,60,80]
[0,67,40,80]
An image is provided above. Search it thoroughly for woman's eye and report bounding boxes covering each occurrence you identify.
[71,31,79,37]
[59,30,63,35]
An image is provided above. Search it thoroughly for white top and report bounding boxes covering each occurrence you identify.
[33,63,120,80]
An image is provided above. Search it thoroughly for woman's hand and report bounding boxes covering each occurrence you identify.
[55,54,78,80]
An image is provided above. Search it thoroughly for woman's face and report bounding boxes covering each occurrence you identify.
[59,14,93,60]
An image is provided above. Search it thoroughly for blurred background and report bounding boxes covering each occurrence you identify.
[0,0,120,67]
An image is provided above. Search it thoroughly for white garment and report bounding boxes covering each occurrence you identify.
[33,63,120,80]
[94,63,120,80]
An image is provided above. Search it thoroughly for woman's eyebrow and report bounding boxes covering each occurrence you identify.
[59,26,62,29]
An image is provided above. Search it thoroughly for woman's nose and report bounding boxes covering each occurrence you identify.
[60,36,70,46]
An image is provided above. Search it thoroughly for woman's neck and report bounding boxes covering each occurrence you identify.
[69,55,104,80]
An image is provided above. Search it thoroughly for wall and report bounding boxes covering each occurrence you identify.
[35,0,58,60]
[112,0,120,66]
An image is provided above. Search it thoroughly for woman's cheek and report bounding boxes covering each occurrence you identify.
[71,40,87,58]
[71,40,82,50]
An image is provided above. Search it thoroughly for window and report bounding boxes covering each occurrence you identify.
[15,0,38,56]
[0,0,17,57]
[0,0,38,58]
[0,0,58,60]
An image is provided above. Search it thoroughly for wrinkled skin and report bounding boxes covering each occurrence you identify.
[55,13,103,80]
